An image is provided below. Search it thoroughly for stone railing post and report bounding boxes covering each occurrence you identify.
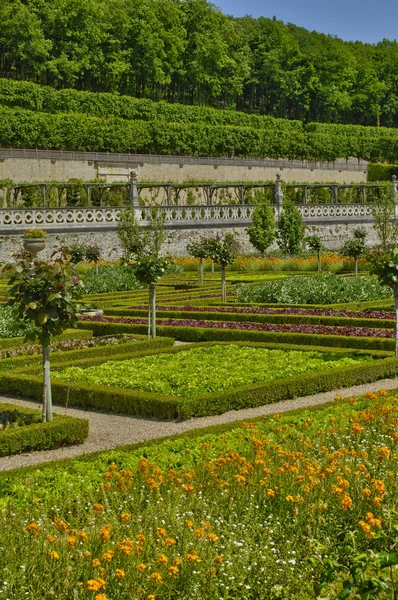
[129,169,139,206]
[274,174,284,219]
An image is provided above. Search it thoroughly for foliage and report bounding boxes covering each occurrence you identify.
[84,244,101,264]
[0,305,36,338]
[368,163,398,181]
[186,237,212,260]
[206,234,236,268]
[0,403,88,456]
[4,249,84,347]
[370,188,398,251]
[368,246,398,295]
[23,228,47,239]
[2,391,398,598]
[82,265,142,294]
[305,235,323,253]
[68,244,87,264]
[235,274,393,305]
[247,199,276,255]
[277,200,305,255]
[133,256,170,286]
[53,345,369,397]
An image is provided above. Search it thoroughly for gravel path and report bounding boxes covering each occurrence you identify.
[1,377,398,472]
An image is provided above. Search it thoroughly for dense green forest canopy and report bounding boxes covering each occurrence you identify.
[2,0,398,127]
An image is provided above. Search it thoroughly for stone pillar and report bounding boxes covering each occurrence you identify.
[274,174,284,219]
[129,169,139,206]
[40,185,47,208]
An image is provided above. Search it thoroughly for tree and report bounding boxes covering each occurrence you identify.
[85,244,101,274]
[368,246,398,355]
[4,249,84,422]
[306,235,323,272]
[187,236,212,284]
[207,233,236,302]
[340,229,367,277]
[371,188,398,251]
[117,206,169,338]
[277,200,305,255]
[247,199,276,256]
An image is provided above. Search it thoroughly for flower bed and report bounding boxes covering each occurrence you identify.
[52,345,371,398]
[78,314,396,339]
[0,403,88,456]
[1,390,397,598]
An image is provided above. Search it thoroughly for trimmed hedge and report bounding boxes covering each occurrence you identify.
[104,307,396,330]
[2,78,398,161]
[77,320,397,351]
[0,337,174,373]
[1,343,396,419]
[0,403,88,456]
[0,328,93,351]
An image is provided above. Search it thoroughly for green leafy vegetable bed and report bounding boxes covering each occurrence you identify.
[53,345,371,397]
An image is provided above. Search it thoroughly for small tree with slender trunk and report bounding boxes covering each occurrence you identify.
[118,205,169,338]
[187,236,212,284]
[85,244,101,274]
[368,245,398,355]
[306,235,323,272]
[207,234,236,302]
[277,199,305,255]
[4,249,84,422]
[340,229,367,277]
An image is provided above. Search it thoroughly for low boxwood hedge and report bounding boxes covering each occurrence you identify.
[0,328,93,351]
[77,320,397,351]
[104,307,396,330]
[1,342,396,420]
[0,403,89,456]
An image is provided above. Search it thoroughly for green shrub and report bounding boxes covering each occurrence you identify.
[0,403,88,456]
[235,274,392,304]
[81,264,142,294]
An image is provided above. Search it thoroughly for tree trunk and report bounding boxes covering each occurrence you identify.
[395,293,398,357]
[199,258,204,285]
[355,258,358,277]
[211,260,214,273]
[317,250,321,273]
[151,284,156,339]
[42,346,53,422]
[221,266,226,303]
[147,287,151,340]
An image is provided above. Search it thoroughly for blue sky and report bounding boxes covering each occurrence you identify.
[213,0,397,44]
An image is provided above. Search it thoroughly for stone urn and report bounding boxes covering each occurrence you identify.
[23,238,46,257]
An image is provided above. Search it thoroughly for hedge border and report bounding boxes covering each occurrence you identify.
[77,320,397,351]
[1,341,395,419]
[0,328,93,351]
[0,403,88,456]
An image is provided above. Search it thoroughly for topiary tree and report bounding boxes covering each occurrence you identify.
[85,244,101,274]
[306,235,323,272]
[187,236,212,284]
[68,244,87,265]
[247,199,276,256]
[207,233,236,302]
[340,229,367,277]
[368,246,398,354]
[277,199,305,255]
[4,249,84,422]
[118,205,169,339]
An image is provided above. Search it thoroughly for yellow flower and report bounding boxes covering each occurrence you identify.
[168,566,179,577]
[115,569,125,580]
[95,595,107,600]
[151,572,163,584]
[102,551,114,563]
[156,528,166,538]
[49,551,59,560]
[185,520,193,527]
[146,596,156,600]
[99,525,111,542]
[92,559,101,568]
[67,536,77,549]
[215,555,223,564]
[266,489,276,498]
[157,554,168,565]
[86,578,106,592]
[208,533,218,542]
[164,537,176,547]
[120,513,131,522]
[79,531,88,542]
[341,495,353,510]
[93,504,105,514]
[137,563,147,573]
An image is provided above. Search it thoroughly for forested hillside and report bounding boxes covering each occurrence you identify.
[2,0,398,127]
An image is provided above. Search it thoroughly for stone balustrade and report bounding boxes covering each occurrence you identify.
[0,202,377,235]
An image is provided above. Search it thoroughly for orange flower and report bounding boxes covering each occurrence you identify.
[341,495,353,510]
[86,578,106,592]
[185,520,193,527]
[102,551,114,563]
[352,423,363,434]
[115,569,125,580]
[79,531,88,542]
[151,572,163,584]
[137,563,147,573]
[95,595,107,600]
[164,537,176,547]
[157,554,168,565]
[120,513,131,522]
[215,555,223,564]
[108,464,118,471]
[92,559,101,568]
[156,528,167,538]
[168,566,179,578]
[266,489,276,498]
[67,536,77,549]
[27,523,40,536]
[99,525,111,542]
[208,533,218,542]
[93,504,105,514]
[46,535,56,544]
[183,483,194,492]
